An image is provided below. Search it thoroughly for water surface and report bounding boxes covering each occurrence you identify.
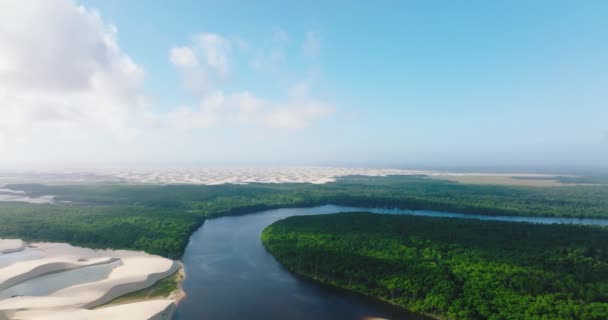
[0,248,44,269]
[174,205,608,320]
[0,263,115,299]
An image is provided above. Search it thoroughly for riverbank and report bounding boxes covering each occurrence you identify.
[173,206,439,320]
[100,262,186,308]
[0,239,185,320]
[170,264,187,304]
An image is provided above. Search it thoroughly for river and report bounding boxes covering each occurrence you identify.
[173,205,608,320]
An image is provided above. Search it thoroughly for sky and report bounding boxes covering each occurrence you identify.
[0,0,606,170]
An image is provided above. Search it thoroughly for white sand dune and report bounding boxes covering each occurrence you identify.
[0,240,24,255]
[1,167,567,188]
[0,257,116,291]
[0,194,55,204]
[0,248,45,269]
[0,240,182,320]
[7,299,175,320]
[0,166,434,185]
[105,166,430,185]
[0,189,25,195]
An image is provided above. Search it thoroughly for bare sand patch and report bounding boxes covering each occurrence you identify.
[0,240,183,320]
[10,299,175,320]
[0,240,24,255]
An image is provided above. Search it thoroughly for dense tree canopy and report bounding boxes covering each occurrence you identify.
[1,175,607,258]
[263,213,608,320]
[9,175,608,218]
[0,203,202,258]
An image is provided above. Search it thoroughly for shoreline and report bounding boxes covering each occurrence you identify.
[170,262,187,305]
[261,237,437,320]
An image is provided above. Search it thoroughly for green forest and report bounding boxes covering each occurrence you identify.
[9,175,608,218]
[262,213,608,320]
[0,202,202,259]
[1,175,608,258]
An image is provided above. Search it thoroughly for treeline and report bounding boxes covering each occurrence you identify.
[1,175,608,258]
[0,202,203,259]
[9,175,608,218]
[262,213,608,320]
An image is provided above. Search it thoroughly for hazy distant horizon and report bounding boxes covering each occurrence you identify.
[0,162,606,176]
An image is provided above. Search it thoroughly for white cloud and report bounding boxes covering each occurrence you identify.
[227,88,332,129]
[164,88,333,130]
[169,33,231,95]
[288,82,310,97]
[170,45,207,96]
[263,91,333,129]
[166,106,216,130]
[262,104,331,129]
[197,33,230,76]
[169,46,198,67]
[165,91,228,129]
[231,91,265,123]
[167,30,334,130]
[0,0,145,143]
[302,31,321,58]
[0,0,335,166]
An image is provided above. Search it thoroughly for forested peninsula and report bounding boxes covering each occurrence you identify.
[262,213,608,320]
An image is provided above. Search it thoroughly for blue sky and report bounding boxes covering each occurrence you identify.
[0,1,606,169]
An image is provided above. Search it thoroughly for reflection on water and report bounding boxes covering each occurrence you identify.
[174,205,608,320]
[360,206,608,226]
[0,263,115,298]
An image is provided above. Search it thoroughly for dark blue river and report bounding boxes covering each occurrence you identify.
[173,205,608,320]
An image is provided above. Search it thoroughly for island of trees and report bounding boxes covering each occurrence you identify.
[262,213,608,320]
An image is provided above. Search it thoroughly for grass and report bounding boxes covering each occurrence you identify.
[97,269,183,308]
[429,174,568,186]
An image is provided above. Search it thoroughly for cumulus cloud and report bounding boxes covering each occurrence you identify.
[169,45,207,96]
[262,82,333,128]
[161,87,333,130]
[169,46,198,67]
[169,31,334,130]
[263,100,333,129]
[231,91,265,123]
[169,33,232,95]
[0,1,334,165]
[197,33,231,76]
[0,0,145,143]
